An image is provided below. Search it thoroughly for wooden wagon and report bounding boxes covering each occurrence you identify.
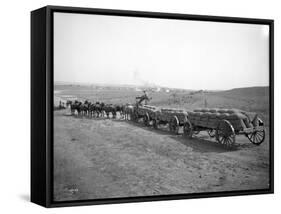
[183,108,265,147]
[151,108,189,134]
[131,104,160,126]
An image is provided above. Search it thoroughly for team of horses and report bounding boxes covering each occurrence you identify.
[66,100,134,120]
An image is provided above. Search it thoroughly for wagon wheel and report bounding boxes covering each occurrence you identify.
[183,118,193,138]
[216,120,236,148]
[169,116,179,134]
[246,130,265,145]
[208,129,216,138]
[152,119,159,129]
[246,117,265,145]
[143,113,150,126]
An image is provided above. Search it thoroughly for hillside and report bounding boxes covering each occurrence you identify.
[149,86,270,125]
[218,87,269,97]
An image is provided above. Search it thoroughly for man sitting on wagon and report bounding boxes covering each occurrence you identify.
[136,90,151,106]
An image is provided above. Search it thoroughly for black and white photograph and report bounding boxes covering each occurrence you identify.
[52,11,271,202]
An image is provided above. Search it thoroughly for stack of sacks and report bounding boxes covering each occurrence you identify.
[201,108,210,112]
[229,112,253,129]
[160,108,188,122]
[193,108,203,112]
[207,112,220,128]
[188,111,196,121]
[209,111,230,128]
[189,108,253,130]
[197,112,210,126]
[226,113,245,130]
[188,111,201,126]
[138,105,155,114]
[225,109,253,129]
[161,108,182,114]
[209,108,219,113]
[217,109,229,114]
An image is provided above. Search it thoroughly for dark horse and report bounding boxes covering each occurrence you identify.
[115,104,125,119]
[124,103,134,120]
[88,103,96,117]
[89,102,105,118]
[70,100,82,115]
[103,104,117,118]
[79,100,90,116]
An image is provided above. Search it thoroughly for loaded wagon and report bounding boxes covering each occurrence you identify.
[131,104,160,126]
[151,108,189,134]
[183,108,265,147]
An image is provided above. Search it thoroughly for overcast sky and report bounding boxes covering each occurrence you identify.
[54,12,269,90]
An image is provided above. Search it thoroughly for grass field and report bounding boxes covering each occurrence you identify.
[53,84,270,201]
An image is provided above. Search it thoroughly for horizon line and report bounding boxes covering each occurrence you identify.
[54,81,269,91]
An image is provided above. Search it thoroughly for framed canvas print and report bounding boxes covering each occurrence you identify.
[31,5,274,207]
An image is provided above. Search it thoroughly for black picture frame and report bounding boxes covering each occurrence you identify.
[31,5,274,208]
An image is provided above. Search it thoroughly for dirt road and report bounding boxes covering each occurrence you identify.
[54,109,270,201]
